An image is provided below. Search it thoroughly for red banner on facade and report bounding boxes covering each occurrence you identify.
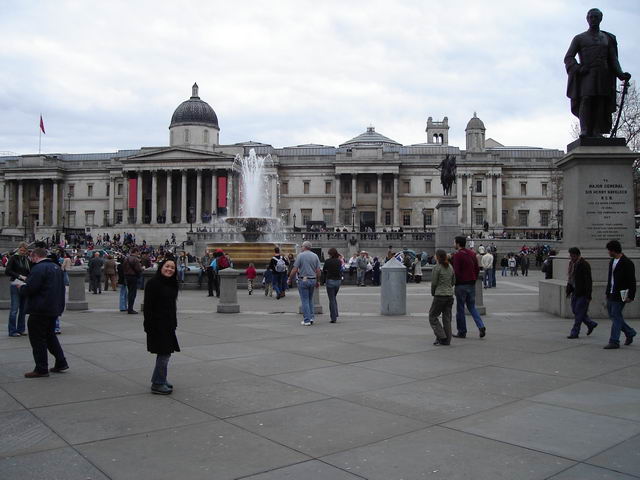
[128,178,137,208]
[217,176,227,208]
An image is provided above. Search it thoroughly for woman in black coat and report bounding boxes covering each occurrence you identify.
[143,258,180,395]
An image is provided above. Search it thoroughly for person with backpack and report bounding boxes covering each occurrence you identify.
[269,247,289,299]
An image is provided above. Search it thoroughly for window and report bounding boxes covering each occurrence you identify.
[85,210,95,226]
[280,181,288,195]
[520,182,527,196]
[68,184,75,197]
[203,129,209,144]
[364,181,371,194]
[117,183,123,196]
[384,181,392,194]
[540,210,550,227]
[475,180,482,193]
[518,210,529,226]
[106,182,110,197]
[303,181,310,194]
[115,210,123,224]
[343,209,351,225]
[541,182,548,196]
[184,129,190,143]
[475,209,485,226]
[502,182,507,195]
[502,209,508,227]
[385,211,392,225]
[424,209,433,225]
[68,211,76,227]
[402,180,411,194]
[103,211,109,226]
[87,184,93,197]
[402,210,412,226]
[325,181,332,194]
[301,208,312,226]
[279,209,290,225]
[323,209,334,225]
[425,180,431,194]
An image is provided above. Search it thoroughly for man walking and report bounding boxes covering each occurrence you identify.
[269,247,289,299]
[288,241,321,326]
[5,242,30,337]
[603,240,636,349]
[87,251,104,294]
[123,248,143,314]
[566,247,597,339]
[17,247,68,377]
[452,236,486,338]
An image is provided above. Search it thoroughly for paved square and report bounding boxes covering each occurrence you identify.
[1,271,639,478]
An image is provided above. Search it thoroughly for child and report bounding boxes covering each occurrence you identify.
[262,265,273,297]
[245,263,257,295]
[429,249,455,346]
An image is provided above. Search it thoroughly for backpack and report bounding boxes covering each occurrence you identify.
[274,256,287,272]
[218,255,230,270]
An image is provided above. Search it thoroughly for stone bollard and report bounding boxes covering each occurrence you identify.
[0,268,10,309]
[474,272,486,315]
[380,257,406,315]
[298,283,323,314]
[217,268,240,313]
[67,267,89,310]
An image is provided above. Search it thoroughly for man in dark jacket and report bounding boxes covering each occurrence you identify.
[17,247,68,377]
[87,251,104,294]
[604,240,637,349]
[123,248,143,314]
[566,247,597,339]
[269,247,289,299]
[452,236,486,339]
[5,242,31,337]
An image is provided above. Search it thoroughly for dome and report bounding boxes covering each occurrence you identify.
[340,126,401,147]
[169,83,219,129]
[465,112,485,131]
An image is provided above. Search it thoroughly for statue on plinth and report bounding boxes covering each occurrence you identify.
[564,8,631,138]
[436,154,457,196]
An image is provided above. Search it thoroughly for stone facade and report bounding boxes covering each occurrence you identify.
[0,85,565,245]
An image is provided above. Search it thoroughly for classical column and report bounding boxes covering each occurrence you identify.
[38,181,44,228]
[166,171,173,223]
[486,173,493,225]
[108,177,114,227]
[124,171,130,224]
[136,171,143,224]
[17,180,23,227]
[211,170,217,219]
[496,174,503,227]
[393,174,399,228]
[334,175,341,225]
[151,170,158,225]
[376,173,382,226]
[51,180,58,227]
[227,172,234,216]
[351,174,357,207]
[456,174,463,222]
[195,169,202,224]
[4,180,10,226]
[180,170,187,223]
[270,174,278,217]
[467,175,473,227]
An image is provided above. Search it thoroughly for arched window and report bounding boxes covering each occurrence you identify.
[185,129,190,144]
[203,129,209,144]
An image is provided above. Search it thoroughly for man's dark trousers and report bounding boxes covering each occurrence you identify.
[570,295,596,337]
[125,275,139,312]
[27,314,67,374]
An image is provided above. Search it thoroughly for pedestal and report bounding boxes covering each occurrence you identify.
[435,197,460,253]
[217,268,240,313]
[380,257,406,315]
[0,269,10,309]
[67,268,88,311]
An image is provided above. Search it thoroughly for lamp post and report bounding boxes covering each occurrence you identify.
[422,207,428,233]
[292,213,296,230]
[469,183,474,233]
[66,191,72,233]
[188,206,195,233]
[351,204,356,232]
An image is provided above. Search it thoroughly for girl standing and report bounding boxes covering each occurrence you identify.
[143,258,180,395]
[428,249,455,346]
[245,263,257,295]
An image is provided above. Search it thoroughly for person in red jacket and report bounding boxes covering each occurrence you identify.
[245,263,257,295]
[452,236,486,339]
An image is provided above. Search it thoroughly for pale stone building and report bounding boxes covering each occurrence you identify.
[0,84,564,244]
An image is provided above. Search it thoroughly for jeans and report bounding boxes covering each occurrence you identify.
[429,296,453,341]
[501,267,507,276]
[570,295,596,336]
[119,284,128,311]
[357,269,366,285]
[490,268,496,287]
[298,278,316,323]
[325,279,341,322]
[8,284,27,335]
[483,269,493,288]
[27,314,67,374]
[606,299,637,345]
[151,354,171,385]
[455,283,485,335]
[272,271,286,295]
[125,275,139,312]
[177,265,185,282]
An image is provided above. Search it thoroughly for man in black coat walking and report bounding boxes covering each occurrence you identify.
[17,247,68,377]
[566,247,597,339]
[604,240,637,349]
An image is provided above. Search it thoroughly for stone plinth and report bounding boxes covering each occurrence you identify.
[0,268,10,309]
[217,268,240,313]
[67,268,88,311]
[474,274,486,315]
[297,284,323,314]
[435,197,460,253]
[380,257,406,315]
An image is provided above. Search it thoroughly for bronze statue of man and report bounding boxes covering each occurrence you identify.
[564,8,631,137]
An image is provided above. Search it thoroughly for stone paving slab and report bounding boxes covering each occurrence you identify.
[549,463,639,479]
[0,410,66,458]
[216,351,340,376]
[0,447,110,480]
[587,434,640,477]
[240,459,364,479]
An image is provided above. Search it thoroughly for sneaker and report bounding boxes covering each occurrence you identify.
[567,335,579,339]
[624,334,635,346]
[301,320,311,326]
[479,327,486,338]
[49,365,69,373]
[603,343,620,350]
[24,370,49,378]
[151,384,172,395]
[9,333,21,337]
[128,310,139,314]
[587,323,598,336]
[55,330,61,335]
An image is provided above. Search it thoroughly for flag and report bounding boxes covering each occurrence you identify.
[39,115,46,134]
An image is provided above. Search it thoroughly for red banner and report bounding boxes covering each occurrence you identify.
[217,176,227,208]
[39,115,46,134]
[128,178,137,208]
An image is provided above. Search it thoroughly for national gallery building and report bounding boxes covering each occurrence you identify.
[0,84,564,244]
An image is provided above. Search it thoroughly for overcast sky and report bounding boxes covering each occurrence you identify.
[1,0,638,155]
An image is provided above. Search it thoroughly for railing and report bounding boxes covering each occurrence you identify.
[459,228,562,241]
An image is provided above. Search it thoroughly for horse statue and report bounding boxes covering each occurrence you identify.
[436,154,457,196]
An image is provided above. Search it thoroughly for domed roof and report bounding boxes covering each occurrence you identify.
[170,83,219,129]
[466,112,485,130]
[340,126,401,147]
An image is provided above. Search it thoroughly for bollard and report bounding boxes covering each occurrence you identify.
[380,257,406,315]
[217,268,240,313]
[67,267,89,310]
[474,272,486,315]
[0,268,10,309]
[298,283,323,314]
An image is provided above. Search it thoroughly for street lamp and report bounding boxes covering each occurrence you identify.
[469,183,474,232]
[351,204,356,232]
[292,213,296,230]
[422,207,428,233]
[188,206,195,233]
[66,191,72,233]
